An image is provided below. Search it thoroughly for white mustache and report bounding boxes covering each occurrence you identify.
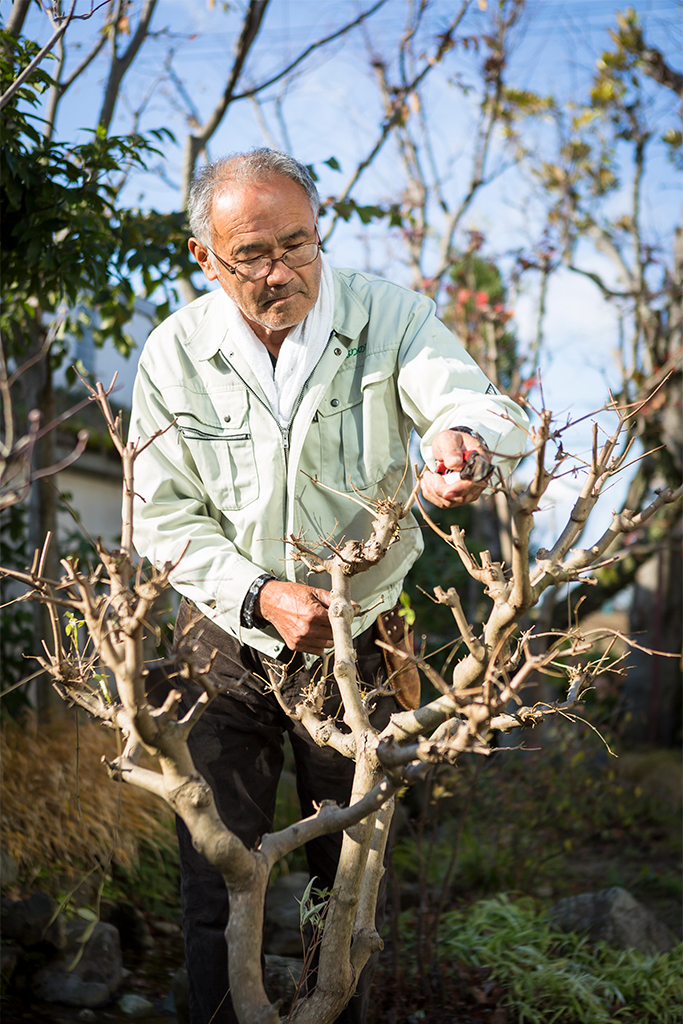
[259,287,303,306]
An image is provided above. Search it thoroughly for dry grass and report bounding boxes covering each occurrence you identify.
[1,713,174,883]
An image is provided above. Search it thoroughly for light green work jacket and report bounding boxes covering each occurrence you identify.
[130,268,529,659]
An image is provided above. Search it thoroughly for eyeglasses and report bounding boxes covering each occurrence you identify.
[206,232,321,283]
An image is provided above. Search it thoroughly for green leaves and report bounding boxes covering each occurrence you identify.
[435,896,683,1024]
[296,876,332,933]
[662,127,683,169]
[64,611,85,643]
[398,591,416,627]
[0,31,186,364]
[501,86,555,120]
[323,195,402,229]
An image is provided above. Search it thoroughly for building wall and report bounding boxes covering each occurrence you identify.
[57,460,123,552]
[53,297,157,548]
[54,297,156,409]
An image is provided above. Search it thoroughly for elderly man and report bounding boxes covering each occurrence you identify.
[130,148,528,1024]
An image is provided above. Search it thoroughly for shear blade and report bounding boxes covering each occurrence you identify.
[460,452,494,482]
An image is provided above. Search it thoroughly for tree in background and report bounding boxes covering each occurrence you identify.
[0,26,181,712]
[334,2,681,744]
[511,8,682,743]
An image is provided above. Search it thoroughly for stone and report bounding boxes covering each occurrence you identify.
[161,989,176,1013]
[32,919,123,1007]
[1,893,66,949]
[151,918,182,936]
[264,954,304,1008]
[77,1010,97,1022]
[548,886,677,956]
[169,947,303,1018]
[264,871,309,957]
[117,993,155,1016]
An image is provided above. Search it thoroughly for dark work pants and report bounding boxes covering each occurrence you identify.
[173,598,397,1024]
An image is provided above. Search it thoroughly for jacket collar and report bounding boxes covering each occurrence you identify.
[183,290,229,361]
[332,269,369,340]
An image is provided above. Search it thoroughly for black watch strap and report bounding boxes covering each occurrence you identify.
[241,573,277,630]
[448,426,490,452]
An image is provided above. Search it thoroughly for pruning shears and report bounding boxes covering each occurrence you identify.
[436,447,494,483]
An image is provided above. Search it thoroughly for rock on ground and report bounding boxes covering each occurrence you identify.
[548,886,677,956]
[117,992,155,1017]
[0,945,19,991]
[32,920,123,1008]
[101,899,154,952]
[170,954,305,1019]
[1,892,66,949]
[172,966,189,1024]
[0,850,18,887]
[264,954,304,1007]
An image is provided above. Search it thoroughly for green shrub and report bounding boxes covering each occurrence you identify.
[435,895,682,1023]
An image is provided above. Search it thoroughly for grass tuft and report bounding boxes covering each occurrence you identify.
[436,895,683,1023]
[1,715,175,889]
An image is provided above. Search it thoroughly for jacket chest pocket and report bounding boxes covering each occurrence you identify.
[174,392,259,511]
[316,369,407,493]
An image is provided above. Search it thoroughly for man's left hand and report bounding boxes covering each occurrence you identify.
[420,430,492,508]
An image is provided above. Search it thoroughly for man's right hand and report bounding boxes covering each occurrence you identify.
[255,580,334,654]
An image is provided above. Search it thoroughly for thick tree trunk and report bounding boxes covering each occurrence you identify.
[4,0,32,42]
[622,523,682,746]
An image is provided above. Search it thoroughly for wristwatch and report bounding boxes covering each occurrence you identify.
[241,573,277,630]
[448,426,490,452]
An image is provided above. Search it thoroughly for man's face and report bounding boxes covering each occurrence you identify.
[189,176,321,340]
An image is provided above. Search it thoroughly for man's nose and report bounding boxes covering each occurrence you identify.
[265,256,295,285]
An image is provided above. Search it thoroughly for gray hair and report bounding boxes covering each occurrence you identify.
[187,148,321,246]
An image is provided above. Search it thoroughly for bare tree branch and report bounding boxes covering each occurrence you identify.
[640,46,683,97]
[43,2,114,140]
[0,0,77,113]
[97,0,157,133]
[322,1,472,245]
[180,0,389,204]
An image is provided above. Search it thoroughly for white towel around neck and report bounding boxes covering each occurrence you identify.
[220,253,334,427]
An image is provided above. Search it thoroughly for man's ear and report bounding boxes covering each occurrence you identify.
[188,237,219,282]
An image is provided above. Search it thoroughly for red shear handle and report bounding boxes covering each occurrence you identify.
[437,448,493,483]
[436,449,477,474]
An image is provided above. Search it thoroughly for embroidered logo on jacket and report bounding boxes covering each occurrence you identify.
[346,344,367,359]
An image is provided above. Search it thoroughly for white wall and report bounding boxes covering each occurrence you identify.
[52,299,158,550]
[57,458,123,552]
[54,297,156,410]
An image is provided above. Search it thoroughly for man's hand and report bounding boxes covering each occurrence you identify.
[256,580,334,654]
[420,430,492,508]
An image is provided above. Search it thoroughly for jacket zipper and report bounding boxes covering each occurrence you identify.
[223,343,331,554]
[281,359,321,473]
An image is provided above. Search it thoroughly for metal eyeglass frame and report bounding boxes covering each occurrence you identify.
[205,231,321,282]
